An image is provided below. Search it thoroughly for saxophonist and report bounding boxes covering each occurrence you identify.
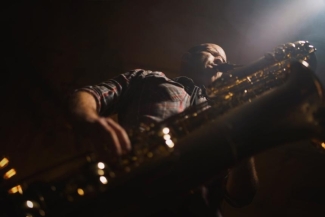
[68,43,259,217]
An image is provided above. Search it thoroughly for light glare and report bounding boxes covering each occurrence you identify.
[97,162,105,169]
[163,134,171,140]
[77,188,84,196]
[99,176,108,184]
[97,169,104,175]
[162,127,170,134]
[8,185,23,194]
[0,157,9,168]
[301,60,309,68]
[165,139,174,148]
[26,200,34,208]
[3,168,16,179]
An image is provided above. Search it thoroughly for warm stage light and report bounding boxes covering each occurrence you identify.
[3,168,16,179]
[8,185,23,194]
[321,142,325,149]
[0,157,9,169]
[77,188,85,196]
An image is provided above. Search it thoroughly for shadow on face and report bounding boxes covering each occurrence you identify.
[180,43,227,86]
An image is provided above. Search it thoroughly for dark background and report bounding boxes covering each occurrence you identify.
[2,0,325,216]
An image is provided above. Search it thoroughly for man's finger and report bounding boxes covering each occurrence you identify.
[106,118,132,153]
[96,118,123,156]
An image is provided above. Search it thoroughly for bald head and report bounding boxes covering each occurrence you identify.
[187,43,227,62]
[180,43,227,86]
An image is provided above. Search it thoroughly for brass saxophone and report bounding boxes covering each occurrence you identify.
[108,40,325,193]
[2,41,324,217]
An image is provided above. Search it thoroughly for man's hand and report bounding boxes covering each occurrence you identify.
[68,91,131,158]
[83,116,132,156]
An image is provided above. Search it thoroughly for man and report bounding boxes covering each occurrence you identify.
[68,43,258,216]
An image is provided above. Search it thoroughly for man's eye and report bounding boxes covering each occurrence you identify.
[210,52,220,57]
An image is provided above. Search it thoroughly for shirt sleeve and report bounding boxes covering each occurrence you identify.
[75,69,165,115]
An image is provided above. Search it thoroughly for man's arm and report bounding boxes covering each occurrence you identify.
[224,157,259,207]
[67,69,164,157]
[68,90,131,156]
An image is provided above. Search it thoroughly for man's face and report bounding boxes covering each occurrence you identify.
[182,43,227,86]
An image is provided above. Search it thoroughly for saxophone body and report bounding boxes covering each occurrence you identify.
[118,40,324,183]
[2,41,324,217]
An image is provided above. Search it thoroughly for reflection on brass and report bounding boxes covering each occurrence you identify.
[207,41,317,100]
[224,92,233,100]
[99,176,108,184]
[26,200,34,208]
[165,139,174,148]
[0,157,9,169]
[8,185,23,194]
[164,134,171,140]
[24,200,40,209]
[3,168,16,179]
[162,127,170,134]
[97,162,105,169]
[97,169,104,175]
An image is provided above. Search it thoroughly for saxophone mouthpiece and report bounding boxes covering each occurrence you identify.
[216,63,243,72]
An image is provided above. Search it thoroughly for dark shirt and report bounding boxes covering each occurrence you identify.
[77,69,206,130]
[76,69,226,216]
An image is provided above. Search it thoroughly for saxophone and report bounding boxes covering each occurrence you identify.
[2,41,324,217]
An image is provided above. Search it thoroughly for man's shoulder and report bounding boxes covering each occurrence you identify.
[122,69,185,88]
[126,69,167,78]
